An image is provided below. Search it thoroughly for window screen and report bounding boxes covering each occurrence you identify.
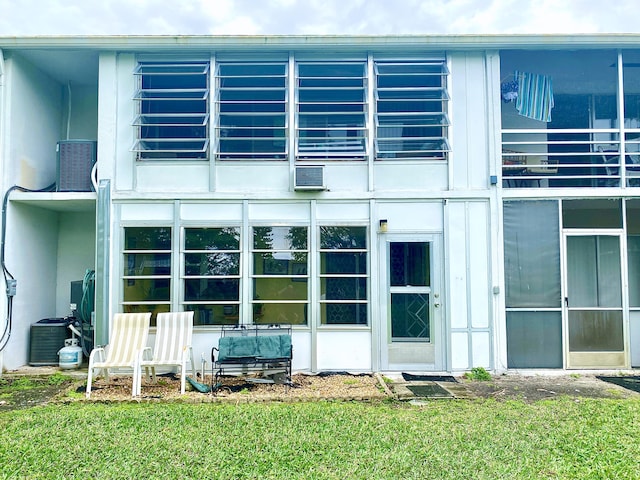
[504,200,561,308]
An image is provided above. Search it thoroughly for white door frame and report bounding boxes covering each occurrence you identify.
[562,229,629,368]
[378,233,445,371]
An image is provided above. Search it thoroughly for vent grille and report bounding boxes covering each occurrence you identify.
[295,165,325,190]
[29,320,68,366]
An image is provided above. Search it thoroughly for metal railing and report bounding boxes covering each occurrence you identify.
[501,129,640,188]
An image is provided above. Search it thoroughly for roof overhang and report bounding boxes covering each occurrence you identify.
[1,33,640,52]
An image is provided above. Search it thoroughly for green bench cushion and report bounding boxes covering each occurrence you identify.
[257,335,291,360]
[217,334,291,363]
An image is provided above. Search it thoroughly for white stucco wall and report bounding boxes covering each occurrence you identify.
[0,62,98,371]
[1,53,66,370]
[3,204,59,369]
[62,84,98,141]
[55,211,97,317]
[4,53,63,188]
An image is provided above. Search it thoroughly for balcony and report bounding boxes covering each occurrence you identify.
[501,129,640,188]
[500,48,640,189]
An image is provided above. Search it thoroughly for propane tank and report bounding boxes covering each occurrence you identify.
[58,338,82,369]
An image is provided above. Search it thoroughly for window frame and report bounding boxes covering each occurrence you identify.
[121,226,173,323]
[215,62,289,161]
[318,225,369,326]
[251,225,310,325]
[132,60,211,161]
[374,60,450,160]
[295,61,368,161]
[181,226,242,326]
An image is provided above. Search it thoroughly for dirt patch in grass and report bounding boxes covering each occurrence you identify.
[0,377,76,411]
[459,373,640,403]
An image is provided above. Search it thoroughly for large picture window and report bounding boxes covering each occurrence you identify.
[133,61,210,161]
[183,227,241,326]
[375,61,449,160]
[216,62,288,160]
[252,226,308,325]
[319,226,368,325]
[122,227,172,323]
[296,62,367,160]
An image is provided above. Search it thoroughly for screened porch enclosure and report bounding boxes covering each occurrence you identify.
[504,199,640,368]
[501,49,640,188]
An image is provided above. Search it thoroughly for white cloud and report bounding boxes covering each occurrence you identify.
[0,0,638,36]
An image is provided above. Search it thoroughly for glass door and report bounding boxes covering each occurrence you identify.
[390,242,431,342]
[564,233,627,368]
[380,237,443,370]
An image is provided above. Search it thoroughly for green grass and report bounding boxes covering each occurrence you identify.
[0,376,38,391]
[2,398,640,479]
[0,373,71,392]
[463,366,492,381]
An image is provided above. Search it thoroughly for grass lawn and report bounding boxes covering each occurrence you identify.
[1,397,640,479]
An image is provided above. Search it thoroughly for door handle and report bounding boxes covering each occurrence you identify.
[564,297,569,307]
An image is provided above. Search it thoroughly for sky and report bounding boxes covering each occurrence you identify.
[0,0,639,37]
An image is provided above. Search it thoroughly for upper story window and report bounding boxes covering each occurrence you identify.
[133,61,210,161]
[216,63,288,160]
[375,61,450,160]
[296,62,367,160]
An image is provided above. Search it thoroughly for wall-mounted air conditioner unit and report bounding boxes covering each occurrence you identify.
[57,140,97,192]
[295,165,326,190]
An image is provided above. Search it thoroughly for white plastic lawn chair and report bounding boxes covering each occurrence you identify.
[86,312,151,398]
[134,311,195,396]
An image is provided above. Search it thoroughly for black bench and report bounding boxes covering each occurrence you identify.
[211,324,292,390]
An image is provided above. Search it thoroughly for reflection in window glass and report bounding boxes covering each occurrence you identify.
[319,226,368,325]
[133,62,209,161]
[296,63,367,160]
[375,61,449,160]
[183,228,241,326]
[252,226,308,325]
[390,242,428,287]
[122,227,172,325]
[216,62,287,160]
